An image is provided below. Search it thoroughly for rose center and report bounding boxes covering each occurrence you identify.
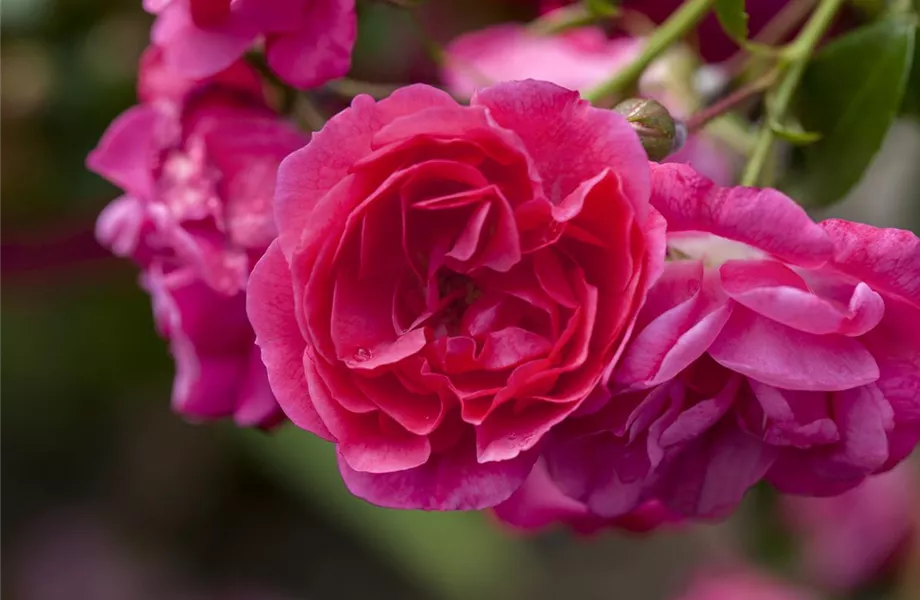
[432,270,481,337]
[157,140,222,223]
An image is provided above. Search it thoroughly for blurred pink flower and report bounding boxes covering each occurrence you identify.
[441,24,737,185]
[88,55,306,427]
[783,460,919,590]
[145,0,356,89]
[674,569,817,600]
[537,163,920,519]
[246,81,666,510]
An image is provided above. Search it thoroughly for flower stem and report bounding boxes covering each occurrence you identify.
[740,0,844,186]
[582,0,714,105]
[529,3,618,36]
[686,69,779,132]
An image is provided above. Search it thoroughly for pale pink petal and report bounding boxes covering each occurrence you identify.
[95,196,148,259]
[676,569,818,600]
[442,24,641,98]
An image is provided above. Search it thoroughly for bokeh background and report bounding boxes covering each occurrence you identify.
[3,2,920,599]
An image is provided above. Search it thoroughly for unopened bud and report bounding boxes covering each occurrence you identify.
[613,98,680,161]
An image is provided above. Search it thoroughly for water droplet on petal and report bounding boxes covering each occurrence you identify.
[353,347,371,362]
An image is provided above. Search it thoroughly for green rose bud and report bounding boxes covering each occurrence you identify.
[613,98,681,162]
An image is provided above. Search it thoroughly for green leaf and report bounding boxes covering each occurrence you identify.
[585,0,619,17]
[769,119,822,145]
[786,19,915,206]
[901,22,920,117]
[715,0,749,41]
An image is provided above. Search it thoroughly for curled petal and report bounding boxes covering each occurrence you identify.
[720,260,885,337]
[649,163,832,267]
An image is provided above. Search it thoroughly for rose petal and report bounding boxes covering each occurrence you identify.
[338,433,538,510]
[720,260,885,336]
[649,163,832,267]
[247,241,333,439]
[86,105,164,200]
[820,219,920,308]
[653,420,776,517]
[264,0,356,89]
[709,307,879,391]
[472,80,650,217]
[275,85,458,259]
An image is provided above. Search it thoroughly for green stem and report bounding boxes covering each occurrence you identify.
[529,4,618,36]
[740,0,845,186]
[582,0,714,104]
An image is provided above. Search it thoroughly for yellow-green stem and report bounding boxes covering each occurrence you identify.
[583,0,714,104]
[740,0,845,186]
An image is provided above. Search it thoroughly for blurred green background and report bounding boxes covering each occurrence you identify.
[2,2,919,600]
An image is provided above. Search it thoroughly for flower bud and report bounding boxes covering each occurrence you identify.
[613,98,680,161]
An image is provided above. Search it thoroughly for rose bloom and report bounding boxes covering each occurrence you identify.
[89,49,306,426]
[783,460,918,591]
[441,25,737,185]
[674,569,817,600]
[247,80,666,509]
[145,0,356,89]
[535,163,920,519]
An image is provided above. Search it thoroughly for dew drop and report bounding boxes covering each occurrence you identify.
[353,347,371,362]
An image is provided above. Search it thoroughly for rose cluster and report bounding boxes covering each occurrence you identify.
[89,0,920,533]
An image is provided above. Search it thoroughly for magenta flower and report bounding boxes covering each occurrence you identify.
[674,569,817,600]
[246,81,666,509]
[539,163,920,519]
[145,0,356,89]
[783,460,918,590]
[441,24,737,185]
[89,54,306,426]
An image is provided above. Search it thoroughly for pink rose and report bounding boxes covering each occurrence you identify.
[539,163,920,519]
[89,55,306,426]
[246,81,666,509]
[493,459,676,534]
[783,460,918,591]
[674,569,817,600]
[145,0,356,89]
[441,25,737,185]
